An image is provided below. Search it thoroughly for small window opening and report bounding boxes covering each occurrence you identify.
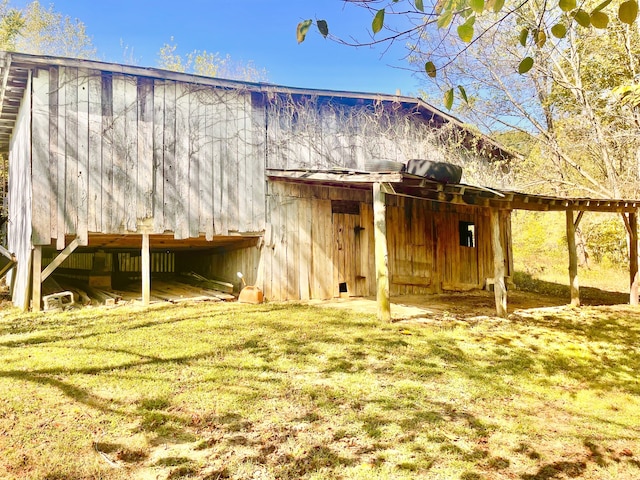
[459,221,475,248]
[339,282,348,293]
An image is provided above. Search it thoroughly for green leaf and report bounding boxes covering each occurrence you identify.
[372,9,385,34]
[470,0,485,13]
[296,19,312,43]
[573,9,591,27]
[593,0,613,12]
[536,30,547,47]
[619,0,638,24]
[458,85,468,103]
[437,9,453,28]
[415,0,425,11]
[457,17,475,42]
[559,0,576,12]
[590,11,609,28]
[425,61,437,78]
[444,88,454,110]
[551,23,567,38]
[518,56,534,74]
[317,19,329,38]
[519,28,529,47]
[492,0,505,12]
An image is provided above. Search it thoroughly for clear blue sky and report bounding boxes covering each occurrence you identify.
[19,0,425,96]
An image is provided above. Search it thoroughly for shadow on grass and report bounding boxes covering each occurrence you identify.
[513,271,630,305]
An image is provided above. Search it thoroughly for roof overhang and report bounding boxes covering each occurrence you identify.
[267,169,640,214]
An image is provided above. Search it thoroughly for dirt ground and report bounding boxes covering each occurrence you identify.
[309,286,632,322]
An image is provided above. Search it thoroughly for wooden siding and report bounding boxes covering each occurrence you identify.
[30,68,266,246]
[260,182,507,301]
[8,73,32,308]
[263,95,499,182]
[261,182,374,301]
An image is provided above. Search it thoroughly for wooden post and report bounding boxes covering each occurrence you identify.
[629,211,638,305]
[490,209,507,317]
[142,233,150,306]
[373,183,391,322]
[32,246,42,312]
[566,209,580,307]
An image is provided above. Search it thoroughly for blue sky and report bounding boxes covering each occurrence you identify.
[19,0,425,96]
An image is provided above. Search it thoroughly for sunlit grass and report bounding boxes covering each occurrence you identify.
[0,301,639,479]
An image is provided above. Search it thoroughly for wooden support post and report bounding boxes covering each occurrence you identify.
[566,209,580,307]
[142,233,150,306]
[373,183,391,322]
[41,238,80,283]
[32,246,42,312]
[629,211,638,306]
[490,209,507,317]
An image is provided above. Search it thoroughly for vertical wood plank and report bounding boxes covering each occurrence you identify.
[490,208,508,317]
[87,73,102,233]
[163,81,177,233]
[111,74,127,232]
[251,92,266,232]
[299,197,311,300]
[188,86,201,238]
[225,92,239,233]
[32,246,42,312]
[65,67,78,237]
[566,209,580,307]
[49,67,59,244]
[56,67,67,249]
[76,70,89,245]
[137,77,154,222]
[31,69,50,245]
[373,183,391,321]
[152,80,165,232]
[124,75,138,231]
[200,88,214,240]
[142,233,150,305]
[238,93,249,232]
[174,83,189,239]
[286,199,300,300]
[629,212,638,305]
[212,91,225,235]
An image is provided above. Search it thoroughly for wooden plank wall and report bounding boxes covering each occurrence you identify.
[384,197,499,295]
[264,96,494,178]
[261,182,374,301]
[30,67,266,247]
[8,72,32,308]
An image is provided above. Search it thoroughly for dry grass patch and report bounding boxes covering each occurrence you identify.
[0,301,639,479]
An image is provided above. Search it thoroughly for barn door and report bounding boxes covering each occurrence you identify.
[332,200,366,297]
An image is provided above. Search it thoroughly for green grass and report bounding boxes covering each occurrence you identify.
[1,301,639,479]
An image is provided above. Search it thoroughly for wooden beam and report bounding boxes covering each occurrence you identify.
[32,246,42,312]
[490,209,507,317]
[566,210,580,307]
[142,233,150,306]
[629,212,638,306]
[574,210,584,229]
[373,183,390,322]
[41,238,80,283]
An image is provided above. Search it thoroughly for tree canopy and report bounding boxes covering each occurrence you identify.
[0,0,95,58]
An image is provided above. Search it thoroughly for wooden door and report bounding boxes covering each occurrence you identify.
[333,212,361,297]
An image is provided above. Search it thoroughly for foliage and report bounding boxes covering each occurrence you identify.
[0,300,639,479]
[157,37,268,82]
[0,0,96,58]
[298,0,638,108]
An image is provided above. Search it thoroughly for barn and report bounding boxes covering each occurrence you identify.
[0,51,638,317]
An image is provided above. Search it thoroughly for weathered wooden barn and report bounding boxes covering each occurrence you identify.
[1,51,638,317]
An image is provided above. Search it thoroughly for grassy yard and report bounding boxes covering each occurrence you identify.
[0,300,639,479]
